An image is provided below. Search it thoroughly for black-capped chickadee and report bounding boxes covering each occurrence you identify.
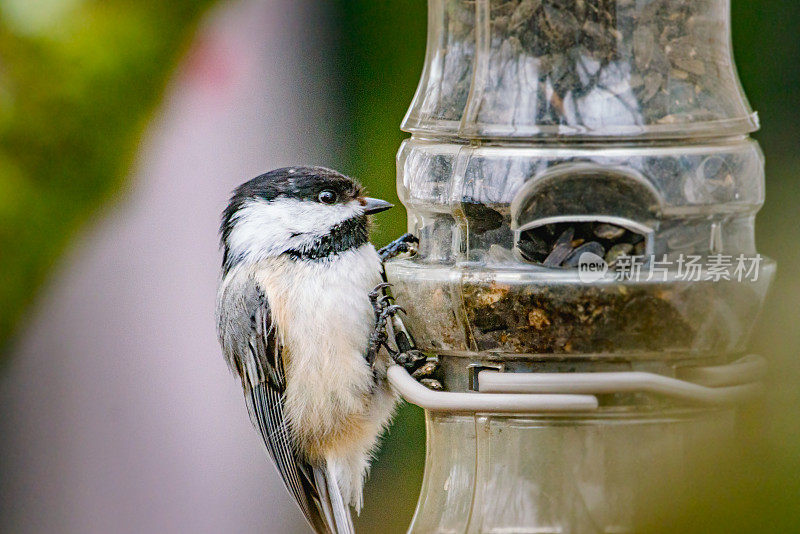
[216,167,404,534]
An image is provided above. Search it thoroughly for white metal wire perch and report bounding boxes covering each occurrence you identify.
[388,355,765,413]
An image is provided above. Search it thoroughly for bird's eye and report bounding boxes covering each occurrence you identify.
[318,190,337,204]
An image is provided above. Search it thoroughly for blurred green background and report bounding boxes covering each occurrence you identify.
[0,0,217,355]
[0,0,798,532]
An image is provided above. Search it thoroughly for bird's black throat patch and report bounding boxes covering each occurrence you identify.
[285,215,370,261]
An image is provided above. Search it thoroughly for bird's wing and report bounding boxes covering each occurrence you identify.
[217,274,353,534]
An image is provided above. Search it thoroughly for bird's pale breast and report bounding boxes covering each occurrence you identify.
[253,244,384,460]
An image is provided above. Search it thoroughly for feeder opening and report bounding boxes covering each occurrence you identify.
[510,164,660,267]
[517,219,648,268]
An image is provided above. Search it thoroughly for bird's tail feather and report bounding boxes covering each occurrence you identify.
[313,464,355,534]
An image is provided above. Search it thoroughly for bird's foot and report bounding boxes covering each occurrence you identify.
[368,277,443,390]
[378,233,419,262]
[366,283,403,365]
[368,282,392,310]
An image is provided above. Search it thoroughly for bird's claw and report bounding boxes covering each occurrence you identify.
[380,304,404,321]
[378,233,419,262]
[369,282,392,302]
[366,288,404,366]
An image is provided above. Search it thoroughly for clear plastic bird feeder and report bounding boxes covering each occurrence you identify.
[384,0,774,532]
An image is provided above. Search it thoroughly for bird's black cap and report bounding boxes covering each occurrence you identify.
[231,166,362,204]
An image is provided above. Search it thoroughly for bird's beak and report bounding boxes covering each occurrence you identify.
[362,197,394,215]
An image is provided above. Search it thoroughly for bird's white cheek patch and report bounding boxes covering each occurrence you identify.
[227,198,364,261]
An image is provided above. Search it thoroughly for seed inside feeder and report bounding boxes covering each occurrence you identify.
[518,221,645,268]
